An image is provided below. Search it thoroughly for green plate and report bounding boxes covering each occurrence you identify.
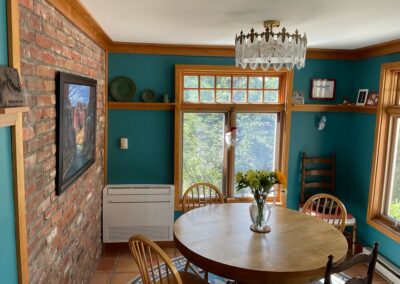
[109,76,136,101]
[141,89,156,102]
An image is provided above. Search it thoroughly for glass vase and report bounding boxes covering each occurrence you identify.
[249,195,271,233]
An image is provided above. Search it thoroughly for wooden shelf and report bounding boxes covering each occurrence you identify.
[290,104,377,114]
[0,106,30,114]
[107,102,175,111]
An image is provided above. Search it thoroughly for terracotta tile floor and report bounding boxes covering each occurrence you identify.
[90,247,390,284]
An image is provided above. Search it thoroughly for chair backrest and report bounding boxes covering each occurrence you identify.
[324,242,379,284]
[129,235,182,284]
[182,182,224,212]
[301,152,336,205]
[302,193,347,232]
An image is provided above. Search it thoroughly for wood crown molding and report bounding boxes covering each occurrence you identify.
[45,0,399,60]
[45,0,112,49]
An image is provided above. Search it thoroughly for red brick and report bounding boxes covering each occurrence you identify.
[37,95,55,106]
[23,126,35,140]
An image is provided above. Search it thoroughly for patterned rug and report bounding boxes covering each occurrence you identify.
[129,256,349,284]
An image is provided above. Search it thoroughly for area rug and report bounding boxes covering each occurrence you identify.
[129,256,350,284]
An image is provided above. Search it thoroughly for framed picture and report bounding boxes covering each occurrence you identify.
[310,79,336,100]
[56,72,97,195]
[356,89,369,106]
[292,90,305,105]
[366,92,379,106]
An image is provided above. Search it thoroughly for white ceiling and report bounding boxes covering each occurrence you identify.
[80,0,400,49]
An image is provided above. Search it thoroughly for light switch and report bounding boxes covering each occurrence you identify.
[120,137,128,150]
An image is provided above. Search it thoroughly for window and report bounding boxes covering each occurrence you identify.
[175,65,291,206]
[368,62,400,242]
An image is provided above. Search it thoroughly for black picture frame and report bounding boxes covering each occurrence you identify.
[56,72,97,195]
[310,78,336,100]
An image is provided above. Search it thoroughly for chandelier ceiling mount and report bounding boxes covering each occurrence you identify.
[235,19,307,71]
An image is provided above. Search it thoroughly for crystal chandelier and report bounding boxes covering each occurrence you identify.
[235,20,307,71]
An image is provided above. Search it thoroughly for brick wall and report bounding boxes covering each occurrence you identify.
[19,0,105,282]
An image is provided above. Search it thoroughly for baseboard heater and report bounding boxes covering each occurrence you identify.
[362,246,400,283]
[103,184,174,243]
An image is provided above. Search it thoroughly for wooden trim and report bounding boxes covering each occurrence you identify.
[367,61,400,243]
[107,42,235,57]
[45,0,112,49]
[281,71,294,207]
[0,107,30,114]
[0,107,30,284]
[104,50,108,185]
[6,0,20,73]
[108,102,175,111]
[355,39,400,60]
[306,49,355,60]
[290,104,377,114]
[180,103,284,112]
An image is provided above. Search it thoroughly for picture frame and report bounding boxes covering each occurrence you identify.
[292,90,305,105]
[310,79,336,100]
[56,72,97,195]
[366,92,379,106]
[356,89,369,106]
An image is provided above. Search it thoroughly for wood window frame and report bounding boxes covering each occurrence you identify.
[367,61,400,242]
[174,65,293,210]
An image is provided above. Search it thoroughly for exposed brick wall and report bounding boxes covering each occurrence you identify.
[19,0,105,282]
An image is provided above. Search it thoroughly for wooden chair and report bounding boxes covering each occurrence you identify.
[181,182,224,280]
[302,193,347,232]
[128,235,207,284]
[301,152,357,254]
[182,182,224,212]
[300,152,336,205]
[324,242,379,284]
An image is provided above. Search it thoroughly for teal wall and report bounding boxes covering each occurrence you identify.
[108,110,174,184]
[108,52,400,267]
[0,128,18,284]
[0,0,7,64]
[293,59,355,104]
[107,54,234,184]
[1,2,18,282]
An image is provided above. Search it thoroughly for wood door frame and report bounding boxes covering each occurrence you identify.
[0,107,30,284]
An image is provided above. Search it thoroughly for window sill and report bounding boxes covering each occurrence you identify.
[367,217,400,243]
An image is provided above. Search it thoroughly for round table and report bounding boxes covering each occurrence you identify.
[173,203,348,284]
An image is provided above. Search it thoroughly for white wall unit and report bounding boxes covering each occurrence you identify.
[103,184,174,242]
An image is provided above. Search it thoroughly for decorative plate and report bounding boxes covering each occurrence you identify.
[109,77,136,101]
[141,89,156,102]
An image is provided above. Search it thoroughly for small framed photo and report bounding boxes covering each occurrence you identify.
[292,91,305,105]
[366,92,379,106]
[310,79,336,100]
[356,89,369,105]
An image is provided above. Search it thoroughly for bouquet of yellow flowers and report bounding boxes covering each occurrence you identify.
[235,169,286,199]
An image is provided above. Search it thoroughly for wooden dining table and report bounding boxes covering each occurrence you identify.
[173,203,348,284]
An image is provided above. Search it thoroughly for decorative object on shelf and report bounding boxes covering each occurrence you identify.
[56,72,97,195]
[316,115,327,131]
[109,76,136,102]
[356,89,369,105]
[0,67,24,107]
[292,90,305,105]
[366,92,379,106]
[236,169,286,233]
[162,94,169,103]
[235,20,307,71]
[342,97,352,105]
[141,89,156,102]
[311,78,336,100]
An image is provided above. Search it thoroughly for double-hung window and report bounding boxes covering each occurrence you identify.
[174,65,292,206]
[368,62,400,241]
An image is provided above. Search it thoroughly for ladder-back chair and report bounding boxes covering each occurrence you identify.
[301,152,357,254]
